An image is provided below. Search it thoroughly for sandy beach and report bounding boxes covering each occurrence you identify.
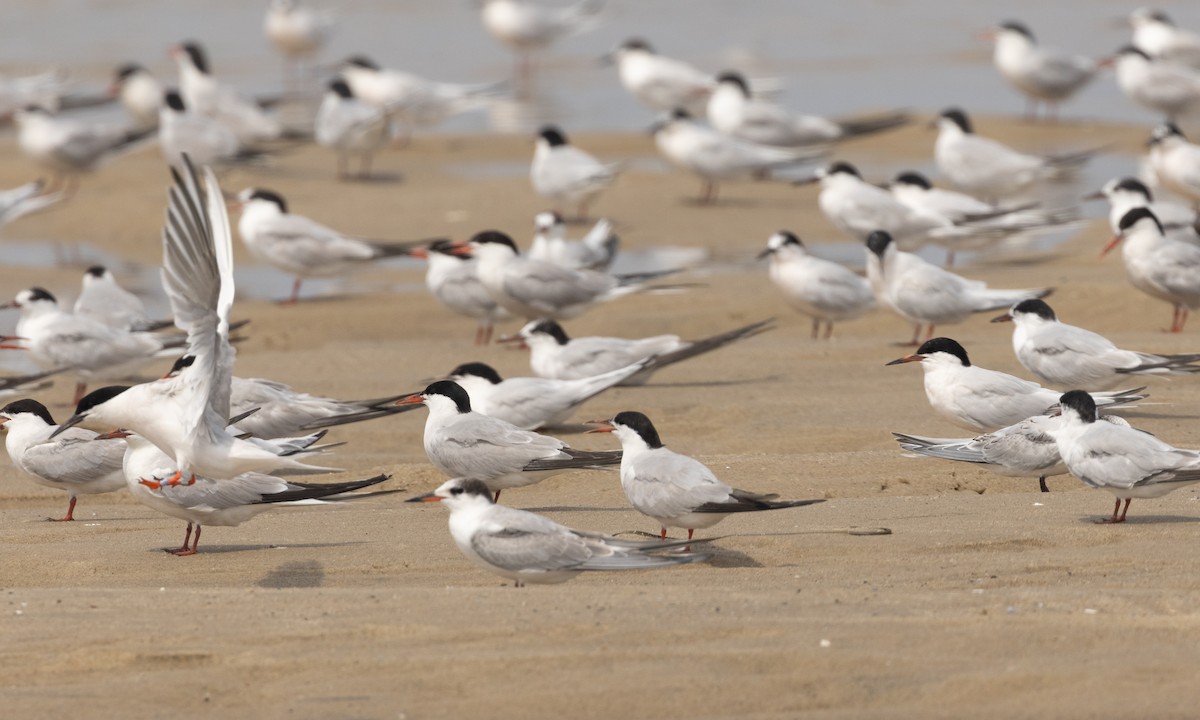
[4,117,1200,719]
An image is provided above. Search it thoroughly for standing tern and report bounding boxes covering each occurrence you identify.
[886,337,1147,432]
[410,239,512,345]
[529,211,617,271]
[984,21,1097,120]
[108,430,387,555]
[502,317,773,382]
[466,230,683,321]
[234,188,421,303]
[1088,177,1197,243]
[589,411,824,540]
[531,126,621,221]
[994,298,1200,389]
[52,158,335,482]
[893,413,1131,494]
[758,231,873,339]
[653,109,823,205]
[802,162,944,245]
[1129,8,1200,68]
[866,230,1051,345]
[172,42,282,144]
[13,106,154,194]
[607,39,714,115]
[1101,207,1200,333]
[1147,123,1200,205]
[110,64,163,130]
[481,0,603,84]
[265,0,337,80]
[407,477,705,587]
[1055,389,1200,524]
[0,399,126,521]
[315,79,392,180]
[707,71,908,147]
[395,381,623,501]
[443,360,649,430]
[934,108,1095,201]
[1109,46,1200,121]
[159,90,261,168]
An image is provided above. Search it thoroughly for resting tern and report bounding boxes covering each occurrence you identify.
[13,106,153,194]
[172,42,282,144]
[0,368,65,401]
[395,380,623,501]
[0,399,126,521]
[73,266,160,332]
[1147,123,1200,205]
[994,298,1200,389]
[315,79,391,180]
[531,126,620,221]
[607,39,714,115]
[1088,177,1197,243]
[159,90,259,168]
[802,162,944,245]
[707,70,908,146]
[52,158,335,483]
[234,188,420,303]
[110,64,163,129]
[1102,207,1200,333]
[529,211,617,271]
[934,107,1094,200]
[866,230,1052,345]
[1109,46,1200,121]
[886,337,1147,432]
[410,239,512,345]
[758,231,873,339]
[0,180,61,228]
[408,477,705,587]
[985,21,1097,120]
[1056,389,1200,524]
[466,230,680,321]
[1129,8,1200,68]
[893,413,1131,494]
[444,360,648,430]
[107,430,387,555]
[339,56,500,136]
[502,317,773,383]
[653,109,822,204]
[2,287,182,404]
[589,411,825,540]
[481,0,603,83]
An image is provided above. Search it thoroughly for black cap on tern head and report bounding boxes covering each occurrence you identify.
[448,478,493,501]
[612,411,663,449]
[1115,45,1152,60]
[246,188,288,213]
[998,20,1034,40]
[916,337,970,366]
[539,126,568,147]
[449,362,503,385]
[179,42,210,73]
[168,354,196,376]
[1149,123,1184,145]
[1112,177,1152,201]
[716,71,750,96]
[939,108,973,134]
[421,380,472,414]
[26,287,57,304]
[670,108,692,121]
[826,161,861,179]
[530,319,570,345]
[620,38,655,53]
[1012,298,1056,321]
[893,171,932,190]
[776,230,803,248]
[85,266,107,279]
[164,90,186,111]
[1117,207,1163,234]
[1059,390,1097,423]
[469,230,519,254]
[1147,10,1175,25]
[344,55,380,70]
[115,63,144,81]
[426,239,466,259]
[0,399,55,426]
[866,231,894,258]
[73,385,132,415]
[329,78,354,98]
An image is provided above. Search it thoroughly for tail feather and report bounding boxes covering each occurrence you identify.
[523,448,623,472]
[642,319,775,375]
[259,473,391,505]
[835,110,911,139]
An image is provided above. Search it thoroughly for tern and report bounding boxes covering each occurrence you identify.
[528,211,617,271]
[589,411,825,540]
[265,0,337,82]
[0,399,126,521]
[1129,8,1200,68]
[607,38,714,115]
[410,239,512,345]
[1055,389,1200,524]
[802,162,945,245]
[985,21,1097,120]
[481,0,603,84]
[758,231,873,338]
[1101,207,1200,333]
[407,477,706,587]
[73,266,164,332]
[1087,177,1197,243]
[110,64,163,130]
[172,41,282,144]
[159,90,262,168]
[886,337,1147,432]
[1147,123,1200,205]
[530,126,621,221]
[315,79,392,180]
[13,106,153,194]
[396,381,622,501]
[1109,45,1200,121]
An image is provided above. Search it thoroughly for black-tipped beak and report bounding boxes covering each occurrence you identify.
[756,247,773,260]
[585,419,615,433]
[405,492,442,503]
[1082,190,1105,201]
[791,174,820,186]
[394,394,425,407]
[50,413,87,439]
[885,354,923,366]
[990,313,1014,323]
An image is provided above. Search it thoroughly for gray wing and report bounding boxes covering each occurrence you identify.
[22,431,125,486]
[432,415,567,476]
[624,450,733,518]
[154,472,291,511]
[503,260,616,313]
[1067,423,1200,490]
[470,506,592,571]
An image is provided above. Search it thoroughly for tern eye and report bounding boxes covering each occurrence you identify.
[449,487,464,496]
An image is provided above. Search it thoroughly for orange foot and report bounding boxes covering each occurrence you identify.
[139,477,163,490]
[167,548,198,556]
[164,470,197,487]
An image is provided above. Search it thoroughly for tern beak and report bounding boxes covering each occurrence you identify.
[0,335,27,349]
[585,419,615,433]
[1082,190,1105,201]
[990,313,1014,323]
[408,247,429,260]
[1097,56,1116,69]
[393,394,425,407]
[791,174,820,186]
[0,416,10,426]
[405,492,442,503]
[1100,234,1123,258]
[494,334,527,349]
[447,242,473,258]
[756,247,773,260]
[885,354,924,366]
[49,412,87,439]
[0,302,19,310]
[94,429,131,440]
[598,51,615,67]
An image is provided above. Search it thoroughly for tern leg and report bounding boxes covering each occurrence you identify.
[283,277,303,305]
[164,470,197,488]
[1176,306,1190,333]
[48,495,77,522]
[493,490,502,503]
[166,522,194,554]
[922,324,936,343]
[360,152,373,180]
[1095,498,1128,524]
[170,525,200,556]
[824,321,834,340]
[811,318,819,339]
[576,201,589,223]
[73,382,87,407]
[660,527,668,540]
[944,250,956,268]
[1038,476,1049,493]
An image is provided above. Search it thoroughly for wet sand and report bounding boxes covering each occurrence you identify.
[4,118,1200,719]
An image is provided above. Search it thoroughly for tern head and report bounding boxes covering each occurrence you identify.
[468,230,520,258]
[51,385,133,438]
[715,71,751,98]
[328,78,355,99]
[406,477,494,507]
[865,231,895,259]
[396,380,472,415]
[887,337,970,368]
[237,188,288,214]
[938,108,973,134]
[618,38,655,55]
[758,230,804,259]
[0,399,55,428]
[343,55,381,71]
[1,287,58,312]
[1148,123,1184,147]
[448,362,503,386]
[534,211,563,232]
[1113,45,1152,63]
[891,172,932,190]
[175,42,210,74]
[113,63,148,90]
[996,20,1035,42]
[163,90,186,112]
[1130,8,1174,28]
[416,239,471,262]
[588,411,664,450]
[84,265,110,281]
[163,354,196,379]
[996,298,1057,324]
[1091,177,1152,203]
[1102,207,1163,257]
[538,126,568,148]
[1058,390,1097,424]
[523,319,570,346]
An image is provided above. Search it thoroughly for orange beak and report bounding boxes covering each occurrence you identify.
[1100,235,1123,258]
[885,354,924,366]
[94,429,132,440]
[405,492,442,503]
[586,419,615,433]
[990,313,1013,323]
[409,247,429,260]
[393,394,425,407]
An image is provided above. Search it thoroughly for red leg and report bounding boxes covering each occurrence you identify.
[48,495,77,522]
[171,524,200,556]
[1118,498,1131,522]
[923,324,936,343]
[687,529,694,541]
[492,490,501,503]
[823,321,833,340]
[163,470,196,487]
[1096,498,1127,524]
[282,277,303,305]
[1179,307,1190,333]
[811,318,819,339]
[660,527,667,540]
[165,522,194,554]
